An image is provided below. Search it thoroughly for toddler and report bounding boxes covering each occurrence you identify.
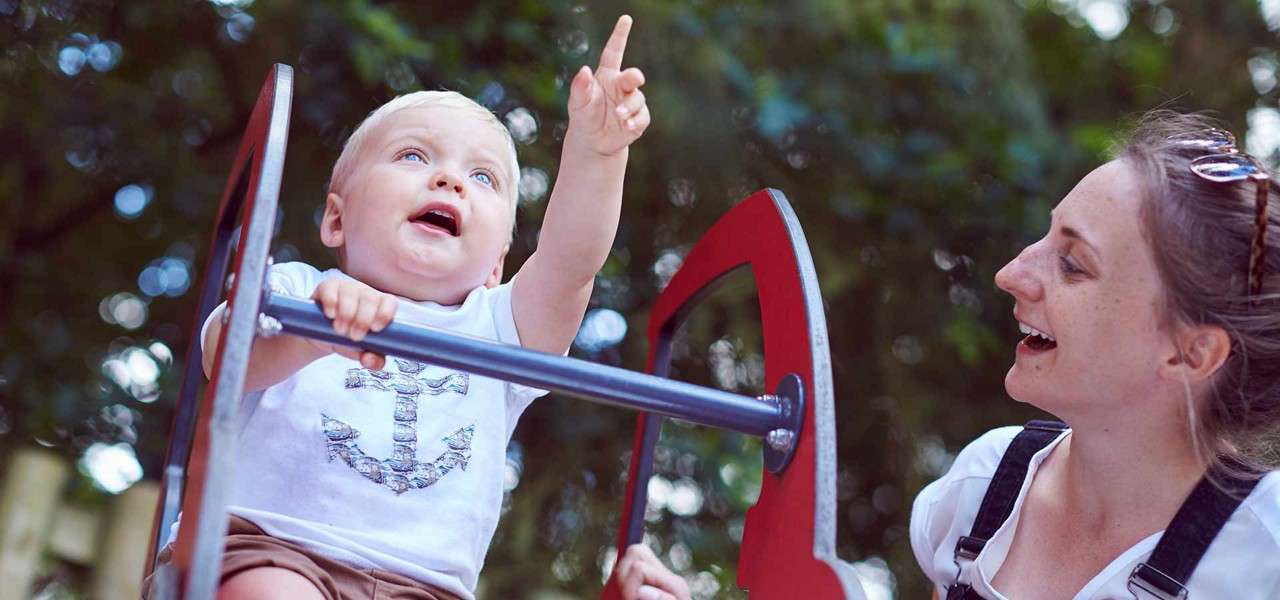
[179,16,649,600]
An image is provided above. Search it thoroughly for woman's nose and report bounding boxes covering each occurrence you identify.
[994,243,1045,302]
[431,170,466,197]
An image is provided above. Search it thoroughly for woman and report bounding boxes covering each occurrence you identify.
[911,110,1280,599]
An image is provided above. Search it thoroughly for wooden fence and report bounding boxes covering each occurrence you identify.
[0,447,157,600]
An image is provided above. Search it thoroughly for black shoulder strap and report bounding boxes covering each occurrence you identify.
[946,420,1066,600]
[1128,459,1262,599]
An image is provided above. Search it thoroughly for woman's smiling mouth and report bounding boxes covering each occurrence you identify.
[1018,321,1058,353]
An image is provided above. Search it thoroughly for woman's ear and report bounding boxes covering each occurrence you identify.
[1160,324,1231,383]
[320,192,346,248]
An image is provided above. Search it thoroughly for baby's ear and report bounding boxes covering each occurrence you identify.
[484,245,509,288]
[320,193,346,248]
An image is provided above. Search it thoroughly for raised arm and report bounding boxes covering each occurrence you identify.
[512,15,650,354]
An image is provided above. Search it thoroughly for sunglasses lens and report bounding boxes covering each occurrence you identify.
[1168,129,1237,152]
[1191,154,1260,181]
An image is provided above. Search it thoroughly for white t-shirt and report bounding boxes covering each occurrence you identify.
[196,262,546,600]
[910,426,1280,599]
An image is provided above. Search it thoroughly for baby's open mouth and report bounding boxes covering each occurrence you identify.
[411,207,460,237]
[1019,322,1057,351]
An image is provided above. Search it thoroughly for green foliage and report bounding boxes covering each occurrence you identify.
[1,0,1276,597]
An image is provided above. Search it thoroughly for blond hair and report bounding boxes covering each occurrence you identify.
[328,91,521,221]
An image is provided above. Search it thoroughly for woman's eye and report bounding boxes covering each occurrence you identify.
[400,151,425,163]
[471,171,494,187]
[1058,254,1084,276]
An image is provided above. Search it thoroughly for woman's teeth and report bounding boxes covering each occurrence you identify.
[1018,322,1056,343]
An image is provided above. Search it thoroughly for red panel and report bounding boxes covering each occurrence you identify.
[154,65,289,594]
[604,190,846,598]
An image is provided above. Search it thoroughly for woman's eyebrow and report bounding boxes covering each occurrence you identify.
[1061,225,1092,247]
[1049,210,1100,255]
[1060,224,1103,262]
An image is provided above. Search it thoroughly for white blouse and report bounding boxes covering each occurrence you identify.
[910,426,1280,599]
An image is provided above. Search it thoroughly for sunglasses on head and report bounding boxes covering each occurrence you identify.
[1167,129,1271,298]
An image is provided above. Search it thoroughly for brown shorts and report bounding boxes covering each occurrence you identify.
[146,516,461,600]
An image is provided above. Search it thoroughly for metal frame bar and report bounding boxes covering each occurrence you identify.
[145,64,293,600]
[261,294,793,438]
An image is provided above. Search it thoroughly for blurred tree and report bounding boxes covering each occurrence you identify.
[1,0,1277,597]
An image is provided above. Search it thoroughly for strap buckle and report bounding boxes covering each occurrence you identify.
[953,535,985,563]
[1128,563,1188,600]
[949,536,986,599]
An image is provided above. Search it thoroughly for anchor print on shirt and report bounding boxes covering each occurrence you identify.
[322,358,473,495]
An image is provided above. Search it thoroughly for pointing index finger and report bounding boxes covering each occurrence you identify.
[597,14,633,72]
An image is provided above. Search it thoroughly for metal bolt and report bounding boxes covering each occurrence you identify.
[766,428,794,452]
[256,314,283,338]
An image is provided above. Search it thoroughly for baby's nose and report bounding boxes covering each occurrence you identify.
[432,172,465,196]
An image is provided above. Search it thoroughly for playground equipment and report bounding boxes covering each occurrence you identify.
[145,64,863,599]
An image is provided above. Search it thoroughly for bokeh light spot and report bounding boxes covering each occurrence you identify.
[225,11,255,43]
[1079,0,1129,40]
[149,341,173,366]
[57,45,85,75]
[101,292,148,330]
[666,478,704,516]
[1246,107,1280,165]
[518,166,548,204]
[79,442,143,494]
[114,184,151,220]
[101,345,163,403]
[477,81,504,108]
[557,30,589,56]
[86,41,121,71]
[573,308,627,352]
[505,107,538,144]
[138,256,192,297]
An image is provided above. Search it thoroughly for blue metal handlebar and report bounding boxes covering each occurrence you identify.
[260,293,790,438]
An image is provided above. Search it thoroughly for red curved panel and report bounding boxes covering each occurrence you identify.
[146,64,293,600]
[604,190,861,599]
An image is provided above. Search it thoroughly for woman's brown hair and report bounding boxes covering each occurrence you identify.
[1120,109,1280,476]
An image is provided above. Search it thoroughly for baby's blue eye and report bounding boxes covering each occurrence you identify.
[472,171,494,187]
[401,151,425,163]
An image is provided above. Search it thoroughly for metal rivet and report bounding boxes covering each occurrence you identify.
[766,428,794,451]
[256,314,283,338]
